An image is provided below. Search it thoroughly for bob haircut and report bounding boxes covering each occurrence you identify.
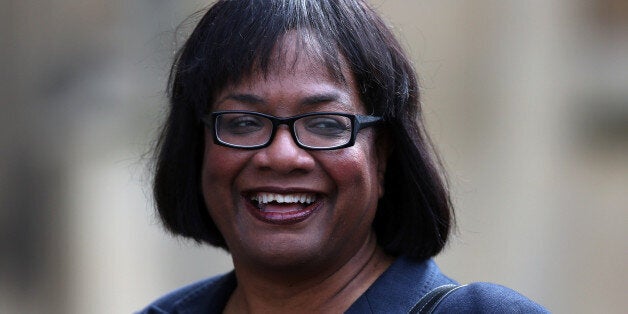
[154,0,453,260]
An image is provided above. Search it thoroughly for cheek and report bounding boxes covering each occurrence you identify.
[201,139,248,209]
[202,146,227,190]
[351,135,383,193]
[324,143,382,203]
[322,147,382,242]
[338,152,373,184]
[200,140,254,244]
[202,130,247,178]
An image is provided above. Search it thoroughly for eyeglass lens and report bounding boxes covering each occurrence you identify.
[215,113,353,148]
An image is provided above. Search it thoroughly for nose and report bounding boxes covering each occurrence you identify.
[251,126,315,174]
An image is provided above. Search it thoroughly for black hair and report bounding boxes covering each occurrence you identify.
[154,0,453,260]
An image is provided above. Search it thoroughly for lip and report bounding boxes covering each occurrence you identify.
[242,187,323,225]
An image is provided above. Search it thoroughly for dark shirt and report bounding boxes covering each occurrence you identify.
[139,256,548,313]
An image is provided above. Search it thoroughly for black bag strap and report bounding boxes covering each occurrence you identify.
[409,284,465,314]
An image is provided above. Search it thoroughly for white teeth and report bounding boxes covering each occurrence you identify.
[251,192,317,204]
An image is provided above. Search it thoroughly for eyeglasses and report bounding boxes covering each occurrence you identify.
[201,110,383,150]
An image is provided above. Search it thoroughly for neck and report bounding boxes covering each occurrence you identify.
[224,235,393,313]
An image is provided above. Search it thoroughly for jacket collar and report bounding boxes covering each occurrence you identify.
[346,257,455,313]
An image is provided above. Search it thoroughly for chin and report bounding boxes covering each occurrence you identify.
[233,234,330,271]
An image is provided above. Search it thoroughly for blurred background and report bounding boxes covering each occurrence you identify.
[0,0,626,313]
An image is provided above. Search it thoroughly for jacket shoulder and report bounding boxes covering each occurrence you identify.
[137,272,236,314]
[436,282,549,313]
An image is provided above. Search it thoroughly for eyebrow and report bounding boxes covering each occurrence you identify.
[298,92,344,107]
[219,93,266,105]
[218,92,348,108]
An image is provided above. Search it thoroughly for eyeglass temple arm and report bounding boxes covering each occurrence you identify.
[356,115,383,129]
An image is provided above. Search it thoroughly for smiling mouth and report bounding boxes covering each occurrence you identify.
[247,192,319,224]
[250,192,317,211]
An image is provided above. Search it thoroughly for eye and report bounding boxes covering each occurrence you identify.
[302,115,351,136]
[221,114,266,135]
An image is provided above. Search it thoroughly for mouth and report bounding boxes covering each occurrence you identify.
[246,192,320,224]
[251,192,317,210]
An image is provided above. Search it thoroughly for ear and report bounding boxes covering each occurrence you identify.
[375,128,392,199]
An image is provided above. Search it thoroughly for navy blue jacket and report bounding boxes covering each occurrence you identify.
[139,257,548,313]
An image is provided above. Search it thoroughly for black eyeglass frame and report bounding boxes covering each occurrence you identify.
[201,110,383,150]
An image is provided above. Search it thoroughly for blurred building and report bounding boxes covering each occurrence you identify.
[0,0,626,313]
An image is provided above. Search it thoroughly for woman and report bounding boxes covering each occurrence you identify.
[141,0,548,312]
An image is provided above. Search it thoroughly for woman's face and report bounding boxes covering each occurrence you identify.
[201,42,388,271]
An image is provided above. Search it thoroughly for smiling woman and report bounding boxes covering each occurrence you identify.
[200,44,387,284]
[140,0,548,313]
